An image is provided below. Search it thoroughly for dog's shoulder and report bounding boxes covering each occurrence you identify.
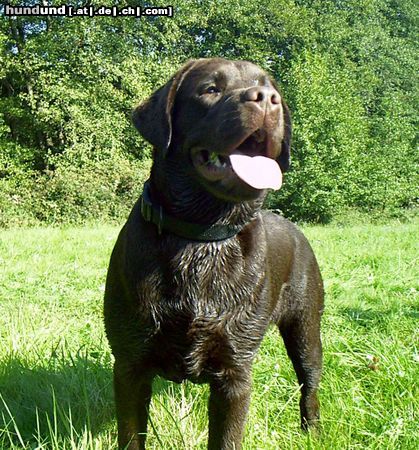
[260,210,298,236]
[260,210,316,256]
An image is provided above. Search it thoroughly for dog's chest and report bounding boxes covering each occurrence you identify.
[147,241,270,381]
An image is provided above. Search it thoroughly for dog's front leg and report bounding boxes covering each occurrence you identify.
[114,360,153,450]
[207,377,251,450]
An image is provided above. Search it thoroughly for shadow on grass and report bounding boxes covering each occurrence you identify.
[0,353,196,447]
[0,353,114,446]
[340,305,418,328]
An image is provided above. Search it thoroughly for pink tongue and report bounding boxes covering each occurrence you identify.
[230,154,282,190]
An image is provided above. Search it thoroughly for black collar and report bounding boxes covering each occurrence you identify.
[140,181,243,242]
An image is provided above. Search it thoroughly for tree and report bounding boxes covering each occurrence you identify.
[0,0,417,225]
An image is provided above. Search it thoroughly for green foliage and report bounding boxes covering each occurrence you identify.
[0,0,417,225]
[267,51,369,222]
[0,153,151,227]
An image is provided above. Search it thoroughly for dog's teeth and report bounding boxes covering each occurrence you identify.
[209,152,218,163]
[209,152,224,168]
[206,152,229,169]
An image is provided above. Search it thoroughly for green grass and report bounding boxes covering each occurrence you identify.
[0,219,417,449]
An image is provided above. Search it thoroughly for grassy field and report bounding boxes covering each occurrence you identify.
[0,219,417,449]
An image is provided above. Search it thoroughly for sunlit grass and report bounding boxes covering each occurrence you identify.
[0,219,417,449]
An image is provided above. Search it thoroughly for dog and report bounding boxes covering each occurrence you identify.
[104,58,324,450]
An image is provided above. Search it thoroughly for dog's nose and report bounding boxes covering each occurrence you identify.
[243,86,281,106]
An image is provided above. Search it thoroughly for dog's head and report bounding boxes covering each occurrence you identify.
[133,58,291,203]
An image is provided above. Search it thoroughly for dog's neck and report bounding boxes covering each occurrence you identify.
[147,172,265,231]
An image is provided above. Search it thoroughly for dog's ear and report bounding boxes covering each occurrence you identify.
[132,60,198,155]
[277,98,292,172]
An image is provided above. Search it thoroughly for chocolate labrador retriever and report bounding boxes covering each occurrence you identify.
[104,58,324,450]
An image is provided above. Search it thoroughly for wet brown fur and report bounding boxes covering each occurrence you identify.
[104,58,324,450]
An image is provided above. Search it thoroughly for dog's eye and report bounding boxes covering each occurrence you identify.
[202,86,220,95]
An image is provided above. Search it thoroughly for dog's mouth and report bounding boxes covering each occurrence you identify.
[193,150,231,176]
[192,130,282,190]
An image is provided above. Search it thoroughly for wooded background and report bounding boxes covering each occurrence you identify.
[0,0,417,226]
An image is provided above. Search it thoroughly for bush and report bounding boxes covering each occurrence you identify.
[0,0,416,225]
[0,150,152,227]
